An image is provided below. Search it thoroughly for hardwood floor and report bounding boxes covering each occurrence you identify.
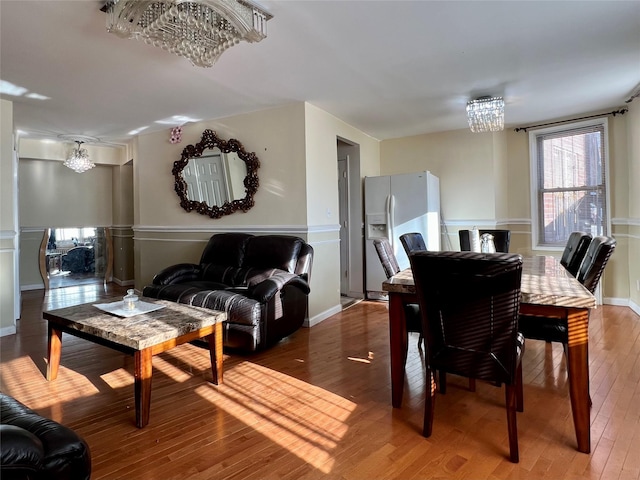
[2,285,639,479]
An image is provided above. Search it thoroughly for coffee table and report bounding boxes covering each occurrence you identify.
[43,297,227,428]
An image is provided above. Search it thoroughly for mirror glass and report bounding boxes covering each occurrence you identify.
[40,227,113,289]
[173,129,260,218]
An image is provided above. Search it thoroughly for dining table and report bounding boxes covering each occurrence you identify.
[382,254,596,454]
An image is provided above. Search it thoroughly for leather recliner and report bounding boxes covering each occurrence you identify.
[143,233,313,353]
[0,394,91,480]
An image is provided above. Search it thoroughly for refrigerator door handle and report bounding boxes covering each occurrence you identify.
[388,194,395,247]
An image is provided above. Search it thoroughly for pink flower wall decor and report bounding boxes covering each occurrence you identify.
[170,126,183,144]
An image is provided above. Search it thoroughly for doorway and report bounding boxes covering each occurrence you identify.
[40,227,113,289]
[337,138,364,306]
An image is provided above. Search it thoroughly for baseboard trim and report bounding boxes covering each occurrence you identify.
[0,325,17,337]
[112,278,135,287]
[630,300,640,317]
[305,304,342,327]
[21,283,44,292]
[603,297,629,306]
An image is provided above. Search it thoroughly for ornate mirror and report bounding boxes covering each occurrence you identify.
[173,129,260,218]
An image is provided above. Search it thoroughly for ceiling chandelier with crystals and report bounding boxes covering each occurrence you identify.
[102,0,273,68]
[466,96,505,133]
[63,141,96,173]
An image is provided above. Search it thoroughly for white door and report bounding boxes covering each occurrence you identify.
[196,154,229,207]
[338,156,350,296]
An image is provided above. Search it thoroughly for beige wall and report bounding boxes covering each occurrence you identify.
[135,103,308,230]
[112,162,135,285]
[0,99,18,335]
[19,159,114,228]
[17,139,132,289]
[380,111,636,305]
[303,103,380,321]
[380,129,498,228]
[626,101,640,311]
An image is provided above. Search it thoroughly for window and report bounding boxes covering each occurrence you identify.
[529,119,609,249]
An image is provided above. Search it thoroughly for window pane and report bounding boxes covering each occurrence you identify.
[534,122,607,247]
[541,188,605,244]
[540,131,602,189]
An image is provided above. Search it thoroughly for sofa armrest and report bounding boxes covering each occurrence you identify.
[152,263,200,285]
[0,425,44,473]
[249,273,310,303]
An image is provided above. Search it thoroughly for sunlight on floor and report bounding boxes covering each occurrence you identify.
[0,356,100,410]
[100,368,135,389]
[196,361,357,473]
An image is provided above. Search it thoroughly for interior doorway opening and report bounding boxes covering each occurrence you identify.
[40,227,113,289]
[337,137,364,308]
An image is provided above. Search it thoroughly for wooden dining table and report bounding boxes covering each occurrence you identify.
[382,255,596,453]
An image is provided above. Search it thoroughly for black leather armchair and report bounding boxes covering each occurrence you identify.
[143,233,313,352]
[0,394,91,480]
[60,247,95,274]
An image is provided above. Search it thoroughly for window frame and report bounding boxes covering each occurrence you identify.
[528,118,611,251]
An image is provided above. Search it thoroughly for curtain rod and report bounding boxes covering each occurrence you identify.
[514,108,628,132]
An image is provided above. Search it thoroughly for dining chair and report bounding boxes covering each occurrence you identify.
[560,231,592,277]
[519,235,616,345]
[410,251,524,463]
[373,238,423,346]
[459,229,511,253]
[399,232,426,257]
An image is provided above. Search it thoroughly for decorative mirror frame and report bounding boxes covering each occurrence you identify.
[172,129,260,218]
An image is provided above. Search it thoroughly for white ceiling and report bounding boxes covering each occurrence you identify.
[1,0,639,147]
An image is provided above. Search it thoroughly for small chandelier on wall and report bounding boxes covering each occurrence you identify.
[466,96,505,133]
[64,141,95,173]
[101,0,273,68]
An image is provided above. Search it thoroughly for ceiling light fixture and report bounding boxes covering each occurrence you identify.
[102,0,273,68]
[466,96,505,133]
[64,141,95,173]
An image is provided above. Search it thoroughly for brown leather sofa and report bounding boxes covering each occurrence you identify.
[0,394,91,480]
[143,233,313,352]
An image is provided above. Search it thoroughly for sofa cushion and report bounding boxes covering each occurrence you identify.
[199,233,253,267]
[243,236,303,273]
[199,265,290,288]
[143,285,262,328]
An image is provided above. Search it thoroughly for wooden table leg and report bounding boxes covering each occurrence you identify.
[134,348,153,428]
[47,325,62,381]
[389,293,408,408]
[207,322,224,385]
[566,307,591,453]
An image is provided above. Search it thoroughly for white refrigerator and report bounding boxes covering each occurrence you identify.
[364,171,440,299]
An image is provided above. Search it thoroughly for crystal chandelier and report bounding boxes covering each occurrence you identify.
[102,0,272,68]
[64,141,95,173]
[466,96,505,133]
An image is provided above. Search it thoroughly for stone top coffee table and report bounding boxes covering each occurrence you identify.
[43,297,227,428]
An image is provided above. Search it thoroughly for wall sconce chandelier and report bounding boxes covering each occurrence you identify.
[466,96,505,133]
[102,0,273,68]
[64,141,95,173]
